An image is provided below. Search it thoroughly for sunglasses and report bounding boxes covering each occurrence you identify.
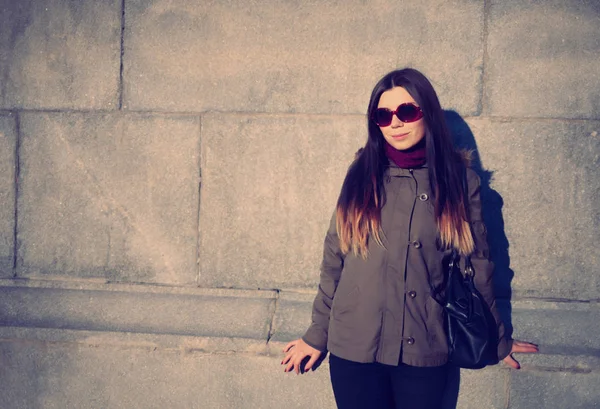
[372,103,424,127]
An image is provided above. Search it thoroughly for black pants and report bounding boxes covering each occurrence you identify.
[329,354,448,409]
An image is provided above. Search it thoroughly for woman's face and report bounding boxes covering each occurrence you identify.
[377,86,426,151]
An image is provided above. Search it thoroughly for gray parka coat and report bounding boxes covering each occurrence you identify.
[302,161,512,367]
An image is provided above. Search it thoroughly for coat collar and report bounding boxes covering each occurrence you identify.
[386,159,428,177]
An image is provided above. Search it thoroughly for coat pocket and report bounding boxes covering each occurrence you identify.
[425,294,448,352]
[332,285,360,318]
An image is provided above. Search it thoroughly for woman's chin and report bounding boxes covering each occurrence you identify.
[387,139,414,151]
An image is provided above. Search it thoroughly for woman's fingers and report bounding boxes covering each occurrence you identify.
[289,356,301,374]
[512,340,539,354]
[285,360,294,373]
[283,352,304,373]
[503,354,520,369]
[282,349,298,370]
[510,340,539,353]
[513,340,539,351]
[502,339,539,370]
[282,339,322,374]
[296,358,302,374]
[304,353,319,372]
[514,340,538,347]
[282,340,297,353]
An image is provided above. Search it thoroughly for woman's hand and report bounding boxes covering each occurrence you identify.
[281,338,323,374]
[502,340,539,369]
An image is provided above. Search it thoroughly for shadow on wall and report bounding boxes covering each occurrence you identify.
[441,110,515,409]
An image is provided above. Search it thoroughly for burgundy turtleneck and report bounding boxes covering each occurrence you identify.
[385,138,427,169]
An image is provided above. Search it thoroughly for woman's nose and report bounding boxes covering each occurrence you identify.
[390,115,404,128]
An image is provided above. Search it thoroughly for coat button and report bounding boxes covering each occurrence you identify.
[408,290,417,298]
[419,193,429,201]
[407,337,415,345]
[412,241,421,249]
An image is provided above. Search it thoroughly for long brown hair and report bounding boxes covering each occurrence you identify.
[336,68,474,258]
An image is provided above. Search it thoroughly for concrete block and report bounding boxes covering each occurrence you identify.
[0,325,511,409]
[509,371,600,409]
[17,113,200,284]
[454,368,507,409]
[0,326,273,356]
[0,115,16,276]
[466,118,600,300]
[486,0,600,119]
[124,0,484,115]
[509,300,600,360]
[0,284,275,340]
[515,353,600,374]
[0,0,121,110]
[270,291,315,342]
[0,340,335,409]
[198,113,364,289]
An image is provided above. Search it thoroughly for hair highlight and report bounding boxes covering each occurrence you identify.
[336,174,384,258]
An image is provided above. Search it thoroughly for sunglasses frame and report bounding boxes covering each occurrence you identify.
[372,103,424,127]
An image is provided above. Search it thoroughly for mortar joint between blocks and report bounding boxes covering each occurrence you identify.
[266,289,281,344]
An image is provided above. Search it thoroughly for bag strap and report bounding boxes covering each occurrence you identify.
[460,165,474,277]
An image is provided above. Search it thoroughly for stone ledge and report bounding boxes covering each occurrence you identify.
[270,291,315,343]
[272,292,600,372]
[0,326,272,356]
[0,281,276,340]
[0,277,276,298]
[0,115,16,276]
[1,280,598,373]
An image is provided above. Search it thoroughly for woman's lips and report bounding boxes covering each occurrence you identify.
[392,132,409,139]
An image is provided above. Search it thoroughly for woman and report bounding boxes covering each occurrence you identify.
[281,68,537,409]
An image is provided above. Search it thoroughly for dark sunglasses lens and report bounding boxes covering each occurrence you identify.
[374,109,393,126]
[397,104,422,122]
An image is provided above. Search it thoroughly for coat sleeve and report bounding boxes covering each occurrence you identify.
[465,169,513,360]
[301,212,345,352]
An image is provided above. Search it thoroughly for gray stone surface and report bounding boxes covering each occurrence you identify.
[454,368,507,409]
[17,113,200,284]
[509,371,600,409]
[0,0,121,110]
[0,115,15,276]
[0,284,595,409]
[124,0,484,115]
[0,327,513,409]
[1,2,599,408]
[516,353,600,374]
[270,291,314,342]
[0,326,272,356]
[467,118,600,300]
[0,339,336,409]
[0,284,275,340]
[509,302,600,363]
[486,0,600,119]
[198,113,364,289]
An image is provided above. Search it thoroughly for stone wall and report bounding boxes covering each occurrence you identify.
[0,1,598,408]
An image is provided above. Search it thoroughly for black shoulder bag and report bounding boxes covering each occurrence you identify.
[440,251,499,369]
[430,169,499,369]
